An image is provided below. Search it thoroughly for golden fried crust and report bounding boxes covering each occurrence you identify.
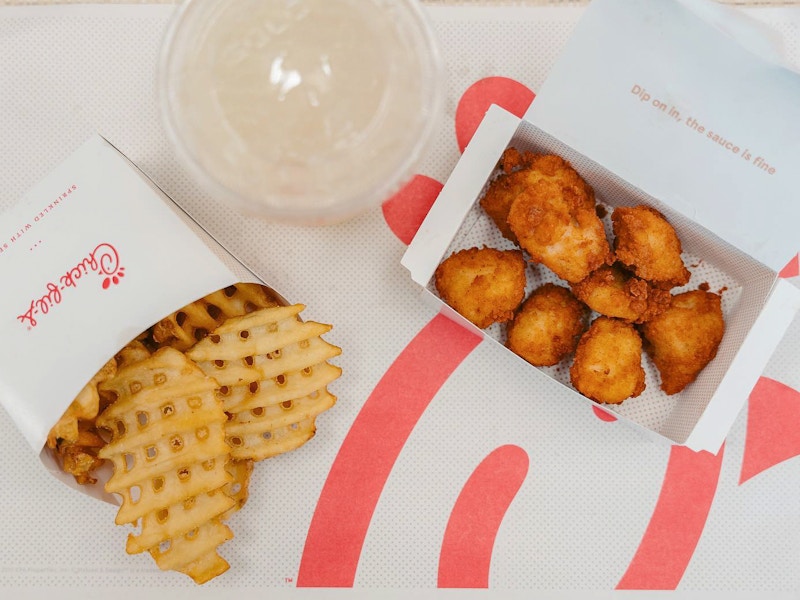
[480,169,531,243]
[569,317,646,404]
[640,290,725,395]
[497,147,531,173]
[505,157,612,282]
[571,263,671,324]
[506,283,589,366]
[434,247,527,329]
[480,148,555,243]
[612,205,690,288]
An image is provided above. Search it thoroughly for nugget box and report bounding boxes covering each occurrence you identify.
[0,135,271,497]
[402,0,800,454]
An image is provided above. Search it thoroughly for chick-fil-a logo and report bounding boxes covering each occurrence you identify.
[17,242,124,328]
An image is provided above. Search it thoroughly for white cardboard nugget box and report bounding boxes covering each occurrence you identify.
[403,0,800,454]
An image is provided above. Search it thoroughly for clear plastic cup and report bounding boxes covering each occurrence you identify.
[158,0,444,226]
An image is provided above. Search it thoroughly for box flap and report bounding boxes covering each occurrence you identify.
[524,0,800,274]
[683,277,800,453]
[402,105,521,284]
[0,136,240,451]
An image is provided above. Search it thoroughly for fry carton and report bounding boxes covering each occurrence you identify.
[403,0,800,454]
[0,135,274,498]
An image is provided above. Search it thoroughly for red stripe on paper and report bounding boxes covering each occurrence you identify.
[296,313,482,587]
[779,253,798,278]
[455,77,535,153]
[592,405,618,422]
[617,444,724,590]
[382,174,444,245]
[740,376,800,484]
[438,445,529,588]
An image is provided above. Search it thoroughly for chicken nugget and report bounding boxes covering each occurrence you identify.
[479,148,539,242]
[481,170,532,243]
[496,146,531,173]
[434,246,527,329]
[506,283,589,366]
[570,263,671,324]
[505,155,612,282]
[569,317,646,404]
[640,290,725,394]
[612,205,690,288]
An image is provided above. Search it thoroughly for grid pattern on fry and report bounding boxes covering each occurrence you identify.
[187,305,342,462]
[150,283,282,351]
[97,348,235,583]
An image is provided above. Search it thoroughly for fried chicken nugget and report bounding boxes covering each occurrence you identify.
[479,147,539,243]
[434,246,527,329]
[640,290,725,395]
[570,263,671,324]
[612,205,690,289]
[506,283,589,366]
[569,317,646,404]
[505,155,612,282]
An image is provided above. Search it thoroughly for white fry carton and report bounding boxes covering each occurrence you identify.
[0,135,270,497]
[403,0,800,454]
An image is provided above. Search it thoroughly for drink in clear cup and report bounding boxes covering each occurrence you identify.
[159,0,443,225]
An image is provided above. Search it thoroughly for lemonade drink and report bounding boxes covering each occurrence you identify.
[160,0,443,224]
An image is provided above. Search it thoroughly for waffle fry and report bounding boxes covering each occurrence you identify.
[145,283,282,512]
[41,284,342,583]
[51,421,107,485]
[46,357,117,485]
[151,283,281,351]
[97,347,235,584]
[114,339,153,368]
[47,358,116,446]
[187,305,342,461]
[221,458,254,520]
